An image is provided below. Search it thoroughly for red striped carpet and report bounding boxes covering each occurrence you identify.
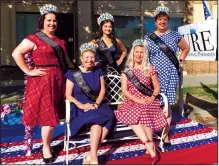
[105,142,218,165]
[1,111,218,165]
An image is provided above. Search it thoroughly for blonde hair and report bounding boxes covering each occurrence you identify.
[126,41,150,75]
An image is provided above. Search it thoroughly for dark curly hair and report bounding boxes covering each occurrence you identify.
[95,20,117,45]
[36,11,59,32]
[154,12,170,22]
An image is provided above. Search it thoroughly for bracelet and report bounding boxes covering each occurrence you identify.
[95,103,99,106]
[152,94,157,98]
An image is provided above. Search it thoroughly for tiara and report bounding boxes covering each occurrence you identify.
[97,13,114,25]
[132,39,144,47]
[39,4,58,15]
[155,5,169,15]
[80,43,97,54]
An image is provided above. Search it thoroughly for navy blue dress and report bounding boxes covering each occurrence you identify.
[96,38,117,65]
[65,68,115,136]
[95,38,124,74]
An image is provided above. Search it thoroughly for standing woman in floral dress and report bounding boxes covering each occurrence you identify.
[144,5,190,145]
[12,4,69,164]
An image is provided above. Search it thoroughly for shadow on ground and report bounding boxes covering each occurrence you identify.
[173,83,217,128]
[200,82,218,100]
[185,93,218,117]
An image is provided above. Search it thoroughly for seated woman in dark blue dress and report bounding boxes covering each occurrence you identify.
[65,43,115,164]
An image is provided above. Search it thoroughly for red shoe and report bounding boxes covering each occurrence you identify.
[145,152,152,159]
[151,154,159,165]
[145,140,160,165]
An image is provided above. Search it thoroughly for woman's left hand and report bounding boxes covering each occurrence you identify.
[179,59,184,65]
[83,103,96,112]
[144,96,155,104]
[93,103,99,109]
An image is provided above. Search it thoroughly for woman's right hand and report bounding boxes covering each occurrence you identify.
[89,40,98,48]
[135,98,147,104]
[27,67,47,76]
[135,97,155,105]
[78,103,96,112]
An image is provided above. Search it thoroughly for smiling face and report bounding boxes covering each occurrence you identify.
[81,50,96,69]
[155,14,169,31]
[101,21,113,35]
[133,45,144,64]
[43,13,57,33]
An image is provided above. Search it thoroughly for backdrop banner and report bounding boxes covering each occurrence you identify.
[178,19,217,61]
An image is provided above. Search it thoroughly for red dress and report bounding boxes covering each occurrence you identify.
[115,66,167,131]
[22,33,66,126]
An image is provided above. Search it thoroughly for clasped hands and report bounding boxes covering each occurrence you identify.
[136,96,156,105]
[78,103,99,112]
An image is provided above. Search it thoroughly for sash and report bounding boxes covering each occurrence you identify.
[123,67,160,98]
[35,32,75,73]
[97,39,120,72]
[72,69,98,101]
[148,32,180,75]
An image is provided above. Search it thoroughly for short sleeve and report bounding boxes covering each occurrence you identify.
[149,65,156,76]
[95,67,104,77]
[25,33,38,46]
[144,34,149,41]
[175,31,182,43]
[99,68,104,77]
[64,70,75,83]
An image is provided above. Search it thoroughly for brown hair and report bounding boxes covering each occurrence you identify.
[154,12,170,22]
[36,11,59,32]
[95,20,117,45]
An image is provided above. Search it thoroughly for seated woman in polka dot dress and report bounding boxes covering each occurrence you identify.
[115,39,167,165]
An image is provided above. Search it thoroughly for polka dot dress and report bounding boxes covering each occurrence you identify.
[115,66,167,131]
[144,31,182,105]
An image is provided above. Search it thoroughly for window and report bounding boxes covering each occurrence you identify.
[16,12,75,61]
[16,12,40,45]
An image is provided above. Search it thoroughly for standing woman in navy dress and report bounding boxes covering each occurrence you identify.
[90,13,127,73]
[144,5,190,145]
[65,43,115,164]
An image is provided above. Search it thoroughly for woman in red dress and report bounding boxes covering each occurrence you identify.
[115,39,167,164]
[12,4,67,164]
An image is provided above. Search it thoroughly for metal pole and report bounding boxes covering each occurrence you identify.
[73,0,78,65]
[140,0,144,39]
[179,64,184,117]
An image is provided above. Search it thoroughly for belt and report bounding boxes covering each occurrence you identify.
[35,64,60,67]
